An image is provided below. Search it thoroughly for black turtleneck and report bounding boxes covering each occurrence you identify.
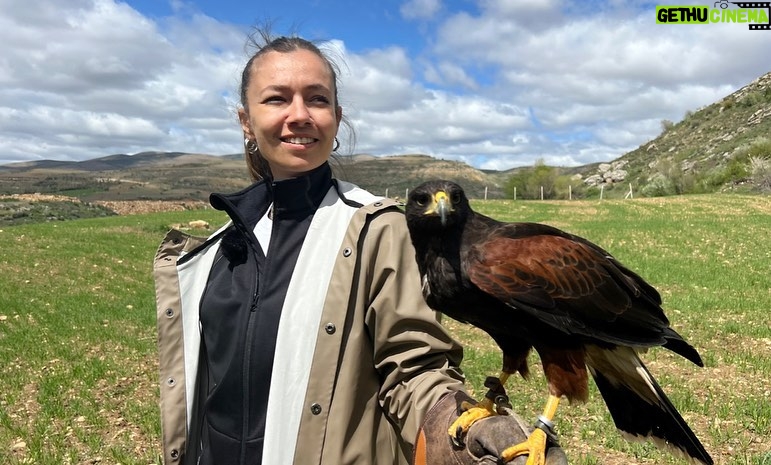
[195,163,334,465]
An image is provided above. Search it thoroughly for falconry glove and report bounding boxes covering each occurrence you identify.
[414,391,568,465]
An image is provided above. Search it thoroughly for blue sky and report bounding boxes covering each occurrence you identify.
[1,0,769,170]
[130,0,432,50]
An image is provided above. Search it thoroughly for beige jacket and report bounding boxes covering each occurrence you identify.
[153,183,465,465]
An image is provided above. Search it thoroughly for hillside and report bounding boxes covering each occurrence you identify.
[0,151,251,202]
[575,71,771,196]
[0,151,505,202]
[333,154,504,199]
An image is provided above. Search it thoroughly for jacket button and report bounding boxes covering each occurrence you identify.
[310,403,322,415]
[324,323,336,334]
[165,308,174,318]
[342,247,352,257]
[374,201,383,207]
[170,449,180,460]
[166,377,176,387]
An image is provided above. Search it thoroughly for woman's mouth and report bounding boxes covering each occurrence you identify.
[282,137,316,145]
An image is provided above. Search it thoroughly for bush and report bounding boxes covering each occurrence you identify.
[641,174,675,197]
[749,156,771,190]
[748,137,771,159]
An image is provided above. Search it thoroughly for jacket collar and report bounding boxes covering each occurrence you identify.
[210,162,333,230]
[271,162,333,220]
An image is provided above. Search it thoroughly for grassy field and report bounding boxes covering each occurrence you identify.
[0,194,769,465]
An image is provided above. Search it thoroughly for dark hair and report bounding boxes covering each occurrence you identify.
[239,30,352,180]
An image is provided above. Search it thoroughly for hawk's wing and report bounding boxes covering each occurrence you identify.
[464,224,670,345]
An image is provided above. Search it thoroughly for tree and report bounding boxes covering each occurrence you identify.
[505,159,559,199]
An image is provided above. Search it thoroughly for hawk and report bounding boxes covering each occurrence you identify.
[404,180,712,465]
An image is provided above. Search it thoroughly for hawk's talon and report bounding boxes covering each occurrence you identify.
[451,425,465,448]
[500,427,548,465]
[447,400,496,447]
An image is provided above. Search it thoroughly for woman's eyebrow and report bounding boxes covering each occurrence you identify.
[260,83,332,94]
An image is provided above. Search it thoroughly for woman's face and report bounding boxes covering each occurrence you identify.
[239,49,342,180]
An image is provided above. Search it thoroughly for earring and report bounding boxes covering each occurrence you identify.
[245,139,258,154]
[333,137,340,152]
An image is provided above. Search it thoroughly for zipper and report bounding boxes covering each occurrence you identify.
[239,248,261,465]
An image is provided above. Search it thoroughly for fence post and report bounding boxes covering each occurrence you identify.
[600,185,604,200]
[484,186,488,200]
[540,186,544,201]
[569,185,572,200]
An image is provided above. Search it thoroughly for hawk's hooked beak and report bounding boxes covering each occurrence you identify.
[433,191,451,226]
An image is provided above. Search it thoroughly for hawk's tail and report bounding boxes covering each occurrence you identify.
[586,346,713,465]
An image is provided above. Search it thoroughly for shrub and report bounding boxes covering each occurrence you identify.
[749,156,771,190]
[641,174,675,197]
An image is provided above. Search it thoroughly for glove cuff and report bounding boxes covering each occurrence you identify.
[414,390,475,465]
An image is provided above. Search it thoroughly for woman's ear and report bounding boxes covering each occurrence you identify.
[238,108,253,139]
[336,105,343,125]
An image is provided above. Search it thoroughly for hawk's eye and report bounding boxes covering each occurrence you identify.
[450,191,462,204]
[414,193,431,207]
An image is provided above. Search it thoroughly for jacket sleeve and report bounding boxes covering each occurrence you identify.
[360,208,466,447]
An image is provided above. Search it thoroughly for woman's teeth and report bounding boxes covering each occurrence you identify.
[284,137,315,144]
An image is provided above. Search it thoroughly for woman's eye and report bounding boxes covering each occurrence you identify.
[263,95,285,104]
[309,95,331,105]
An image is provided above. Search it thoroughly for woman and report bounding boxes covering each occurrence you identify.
[153,33,566,465]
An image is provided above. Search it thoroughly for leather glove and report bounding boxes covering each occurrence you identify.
[414,391,568,465]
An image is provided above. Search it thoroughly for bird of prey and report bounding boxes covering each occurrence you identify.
[404,180,713,465]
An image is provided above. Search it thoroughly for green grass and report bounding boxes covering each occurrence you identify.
[0,194,770,464]
[0,209,229,464]
[455,194,771,465]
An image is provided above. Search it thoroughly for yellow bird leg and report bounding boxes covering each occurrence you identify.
[448,372,511,441]
[500,394,561,465]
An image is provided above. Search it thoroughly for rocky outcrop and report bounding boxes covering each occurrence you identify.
[582,160,629,186]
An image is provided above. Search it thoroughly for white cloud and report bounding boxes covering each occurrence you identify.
[400,0,442,20]
[425,1,771,167]
[0,0,246,164]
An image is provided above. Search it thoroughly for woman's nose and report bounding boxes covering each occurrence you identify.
[287,96,311,123]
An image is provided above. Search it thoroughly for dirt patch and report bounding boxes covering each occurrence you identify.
[1,194,208,216]
[1,193,82,203]
[94,200,209,215]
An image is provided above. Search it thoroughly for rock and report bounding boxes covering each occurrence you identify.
[584,174,604,186]
[606,169,628,182]
[188,220,210,229]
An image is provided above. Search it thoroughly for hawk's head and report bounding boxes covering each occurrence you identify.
[405,180,470,231]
